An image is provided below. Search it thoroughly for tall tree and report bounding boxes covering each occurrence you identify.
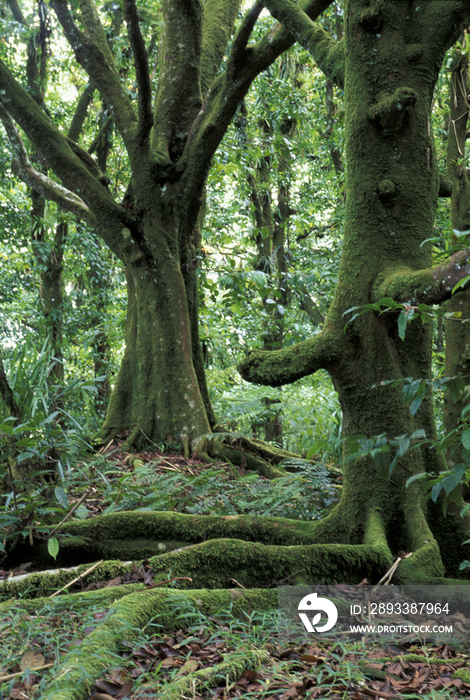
[0,0,332,452]
[239,0,470,580]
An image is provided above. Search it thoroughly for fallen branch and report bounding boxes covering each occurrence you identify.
[49,559,104,598]
[49,490,90,538]
[0,663,54,682]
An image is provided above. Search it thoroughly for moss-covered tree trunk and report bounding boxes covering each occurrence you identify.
[240,0,470,580]
[101,212,211,449]
[443,40,470,478]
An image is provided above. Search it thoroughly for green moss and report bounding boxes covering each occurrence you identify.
[37,587,277,700]
[454,667,470,683]
[368,87,417,132]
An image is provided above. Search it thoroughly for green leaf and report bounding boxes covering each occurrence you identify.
[461,427,470,451]
[74,504,89,520]
[409,429,426,440]
[447,376,466,403]
[372,447,390,480]
[251,271,267,288]
[441,465,467,495]
[431,482,443,503]
[406,472,427,487]
[398,310,407,340]
[452,275,470,294]
[47,537,60,560]
[54,486,69,509]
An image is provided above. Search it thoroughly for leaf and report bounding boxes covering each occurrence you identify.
[74,504,89,520]
[452,275,470,294]
[461,427,470,451]
[409,429,426,440]
[48,536,60,560]
[251,270,267,288]
[409,397,422,416]
[447,376,466,403]
[441,465,467,495]
[398,310,407,340]
[406,472,427,487]
[55,486,69,509]
[396,434,410,457]
[431,482,443,503]
[20,649,45,671]
[372,447,390,480]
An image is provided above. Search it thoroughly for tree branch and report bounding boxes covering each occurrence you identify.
[0,61,132,259]
[226,1,263,82]
[7,0,27,26]
[87,115,114,155]
[422,2,470,57]
[373,249,470,306]
[260,0,344,88]
[151,0,203,168]
[237,330,340,386]
[51,0,138,156]
[0,102,92,220]
[179,0,335,224]
[0,351,20,420]
[123,0,152,144]
[67,82,95,142]
[200,0,241,95]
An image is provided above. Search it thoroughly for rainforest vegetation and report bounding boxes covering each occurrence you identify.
[2,0,470,697]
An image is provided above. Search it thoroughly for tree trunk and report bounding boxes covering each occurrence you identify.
[101,213,211,451]
[444,42,470,479]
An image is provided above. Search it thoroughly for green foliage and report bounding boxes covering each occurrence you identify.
[345,297,463,342]
[89,460,339,522]
[208,367,341,459]
[0,342,99,560]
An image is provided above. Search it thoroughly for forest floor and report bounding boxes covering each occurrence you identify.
[1,443,470,699]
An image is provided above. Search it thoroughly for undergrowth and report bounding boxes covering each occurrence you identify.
[78,459,340,521]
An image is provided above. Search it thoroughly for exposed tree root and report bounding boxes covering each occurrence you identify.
[156,651,270,700]
[5,587,274,700]
[205,434,343,480]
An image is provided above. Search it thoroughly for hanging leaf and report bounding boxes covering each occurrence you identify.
[461,427,470,451]
[48,537,60,560]
[55,486,69,509]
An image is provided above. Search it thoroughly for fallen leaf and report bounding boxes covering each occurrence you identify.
[20,650,44,671]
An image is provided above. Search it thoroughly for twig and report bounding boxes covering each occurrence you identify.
[0,663,54,681]
[230,578,247,589]
[99,438,114,454]
[373,552,412,589]
[159,464,180,472]
[49,559,104,598]
[49,490,90,538]
[159,459,179,470]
